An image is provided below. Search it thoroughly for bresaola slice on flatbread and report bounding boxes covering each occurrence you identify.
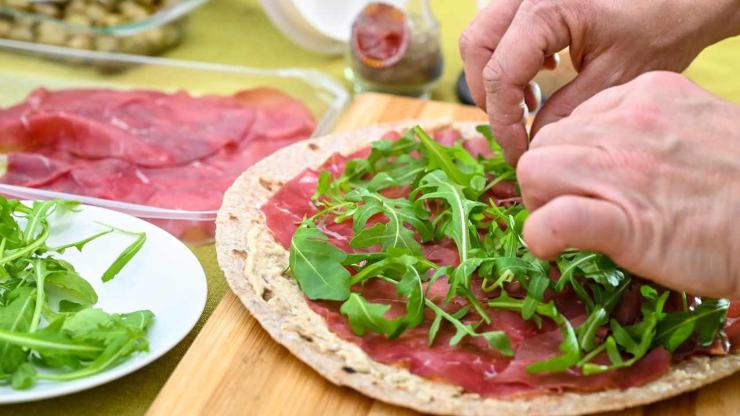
[215,121,740,416]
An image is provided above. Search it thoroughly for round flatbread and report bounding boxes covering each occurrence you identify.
[215,120,740,416]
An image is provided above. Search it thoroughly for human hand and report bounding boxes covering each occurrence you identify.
[460,0,740,164]
[516,72,740,298]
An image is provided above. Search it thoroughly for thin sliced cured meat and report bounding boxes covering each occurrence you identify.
[0,87,316,239]
[0,88,259,167]
[2,153,70,187]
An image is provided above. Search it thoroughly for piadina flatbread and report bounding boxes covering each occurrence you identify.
[215,121,740,416]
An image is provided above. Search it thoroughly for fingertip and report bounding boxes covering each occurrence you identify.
[465,71,487,110]
[522,211,561,260]
[493,123,529,166]
[523,196,631,261]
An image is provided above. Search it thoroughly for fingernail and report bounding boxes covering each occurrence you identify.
[551,52,560,68]
[528,81,542,113]
[520,100,529,127]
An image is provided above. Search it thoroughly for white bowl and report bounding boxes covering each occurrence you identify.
[291,0,407,43]
[259,0,345,55]
[259,0,409,55]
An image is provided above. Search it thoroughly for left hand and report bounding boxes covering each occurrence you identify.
[517,71,740,298]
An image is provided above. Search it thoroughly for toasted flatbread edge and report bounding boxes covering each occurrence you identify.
[215,120,740,416]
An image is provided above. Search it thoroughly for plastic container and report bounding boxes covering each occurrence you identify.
[0,39,349,243]
[0,0,206,55]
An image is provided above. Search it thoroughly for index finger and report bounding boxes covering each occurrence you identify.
[483,1,573,164]
[460,0,523,110]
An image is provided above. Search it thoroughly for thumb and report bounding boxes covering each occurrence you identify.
[531,64,611,136]
[523,195,631,261]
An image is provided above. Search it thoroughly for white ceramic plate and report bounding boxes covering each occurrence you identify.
[291,0,407,42]
[259,0,344,55]
[0,204,207,403]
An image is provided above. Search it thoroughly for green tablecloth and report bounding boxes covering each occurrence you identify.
[3,1,738,415]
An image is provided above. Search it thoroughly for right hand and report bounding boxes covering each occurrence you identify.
[460,0,740,165]
[517,72,740,298]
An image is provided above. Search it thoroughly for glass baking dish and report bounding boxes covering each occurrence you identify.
[0,39,350,243]
[0,0,206,55]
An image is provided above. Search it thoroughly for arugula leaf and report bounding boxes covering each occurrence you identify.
[58,300,86,313]
[414,126,472,188]
[349,249,431,286]
[425,299,513,356]
[0,327,102,356]
[340,262,426,339]
[29,260,48,333]
[47,229,114,254]
[654,298,729,351]
[488,291,560,328]
[417,170,485,264]
[527,319,581,373]
[39,337,144,382]
[340,293,400,336]
[289,222,351,301]
[101,230,146,282]
[348,191,431,254]
[556,252,625,292]
[43,258,98,306]
[11,362,36,390]
[523,272,550,320]
[474,125,517,179]
[0,196,154,389]
[0,287,35,374]
[394,267,426,335]
[575,277,630,351]
[21,201,57,244]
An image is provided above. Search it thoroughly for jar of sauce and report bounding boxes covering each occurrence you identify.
[346,1,443,98]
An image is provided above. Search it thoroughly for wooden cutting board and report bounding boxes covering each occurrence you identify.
[147,93,740,416]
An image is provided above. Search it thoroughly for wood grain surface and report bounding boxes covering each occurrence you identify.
[147,93,740,416]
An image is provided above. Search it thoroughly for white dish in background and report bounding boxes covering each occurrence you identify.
[0,204,207,404]
[291,0,407,43]
[259,0,344,55]
[259,0,408,55]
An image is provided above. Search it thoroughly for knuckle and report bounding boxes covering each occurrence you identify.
[520,0,557,16]
[519,0,564,31]
[458,29,474,57]
[634,71,689,90]
[593,145,657,189]
[618,107,662,131]
[482,58,506,93]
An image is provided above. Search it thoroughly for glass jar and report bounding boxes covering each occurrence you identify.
[345,0,443,98]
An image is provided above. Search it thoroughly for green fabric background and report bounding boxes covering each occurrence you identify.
[2,0,738,414]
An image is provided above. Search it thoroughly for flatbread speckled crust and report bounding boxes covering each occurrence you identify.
[215,120,740,416]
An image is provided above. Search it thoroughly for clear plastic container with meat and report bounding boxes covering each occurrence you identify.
[0,39,349,243]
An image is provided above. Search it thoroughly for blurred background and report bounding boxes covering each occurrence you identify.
[3,0,737,103]
[152,0,740,102]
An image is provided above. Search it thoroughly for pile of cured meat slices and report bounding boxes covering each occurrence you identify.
[0,87,316,240]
